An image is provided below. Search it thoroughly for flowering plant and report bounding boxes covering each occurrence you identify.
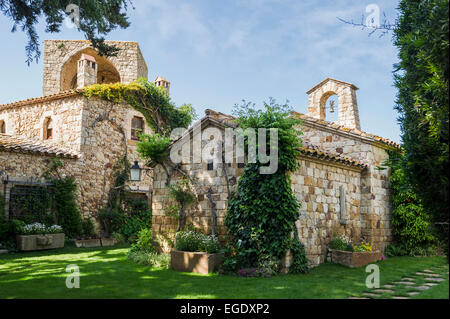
[175,230,220,253]
[20,223,63,235]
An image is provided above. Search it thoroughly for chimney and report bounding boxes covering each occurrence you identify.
[154,76,170,95]
[77,54,97,88]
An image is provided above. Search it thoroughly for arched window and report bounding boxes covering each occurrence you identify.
[43,117,53,140]
[0,120,5,134]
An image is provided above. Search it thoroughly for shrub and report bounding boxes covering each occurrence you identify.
[111,232,126,244]
[81,219,95,238]
[127,250,170,268]
[329,236,350,251]
[0,217,25,250]
[130,228,154,252]
[289,234,309,274]
[175,230,220,253]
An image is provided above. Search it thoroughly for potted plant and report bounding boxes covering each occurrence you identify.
[328,235,381,268]
[16,222,65,251]
[170,230,224,274]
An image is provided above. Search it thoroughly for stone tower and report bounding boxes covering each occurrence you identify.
[306,78,361,130]
[77,54,97,88]
[154,76,170,95]
[42,40,148,96]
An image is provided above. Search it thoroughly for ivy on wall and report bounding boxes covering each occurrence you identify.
[222,99,309,274]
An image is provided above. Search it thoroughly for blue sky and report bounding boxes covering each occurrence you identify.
[0,0,401,142]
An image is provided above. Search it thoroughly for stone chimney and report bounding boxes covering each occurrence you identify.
[154,76,170,95]
[77,53,97,88]
[306,78,361,130]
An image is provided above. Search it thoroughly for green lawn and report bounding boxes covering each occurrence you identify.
[0,245,448,299]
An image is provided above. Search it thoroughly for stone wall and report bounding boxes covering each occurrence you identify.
[291,157,363,265]
[150,119,380,265]
[0,94,153,230]
[299,121,393,252]
[43,40,148,95]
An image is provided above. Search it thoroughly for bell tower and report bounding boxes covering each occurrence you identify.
[306,78,361,130]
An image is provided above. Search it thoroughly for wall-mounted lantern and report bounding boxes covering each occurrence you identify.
[130,161,142,182]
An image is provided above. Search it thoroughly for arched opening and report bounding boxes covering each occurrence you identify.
[60,48,121,91]
[43,117,53,140]
[319,91,339,122]
[0,120,5,134]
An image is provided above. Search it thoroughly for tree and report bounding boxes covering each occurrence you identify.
[393,0,449,257]
[0,0,132,64]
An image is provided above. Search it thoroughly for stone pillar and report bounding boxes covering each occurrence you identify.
[77,54,97,88]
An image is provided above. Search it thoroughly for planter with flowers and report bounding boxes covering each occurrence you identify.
[328,235,381,268]
[16,223,65,251]
[170,230,223,275]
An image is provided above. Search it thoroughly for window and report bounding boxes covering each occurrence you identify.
[0,120,5,133]
[207,160,214,171]
[131,116,144,140]
[237,157,245,168]
[43,117,53,140]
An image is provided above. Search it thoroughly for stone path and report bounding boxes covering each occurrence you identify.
[348,266,448,299]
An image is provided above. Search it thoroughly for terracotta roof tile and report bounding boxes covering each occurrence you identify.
[0,90,81,110]
[0,134,79,158]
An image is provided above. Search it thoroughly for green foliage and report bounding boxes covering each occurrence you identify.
[175,230,220,253]
[329,237,350,251]
[0,217,24,250]
[81,219,95,238]
[168,180,196,207]
[130,228,154,252]
[224,100,307,274]
[0,0,131,64]
[381,151,438,253]
[127,250,171,269]
[136,134,171,165]
[111,232,126,244]
[393,0,449,257]
[288,232,309,274]
[50,177,83,238]
[232,98,303,172]
[83,78,195,137]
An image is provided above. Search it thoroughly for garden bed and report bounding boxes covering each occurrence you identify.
[16,233,65,251]
[170,250,224,274]
[330,249,382,268]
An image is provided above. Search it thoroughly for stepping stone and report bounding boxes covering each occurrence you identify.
[407,292,420,296]
[422,273,442,277]
[362,293,380,298]
[425,277,445,282]
[348,297,369,299]
[423,269,434,273]
[416,272,430,276]
[383,284,395,288]
[392,296,409,299]
[412,286,430,291]
[395,281,414,285]
[401,277,415,281]
[373,289,394,294]
[424,283,438,287]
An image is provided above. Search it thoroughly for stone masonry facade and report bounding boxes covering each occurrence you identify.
[1,38,399,267]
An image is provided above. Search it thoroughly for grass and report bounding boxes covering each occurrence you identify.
[0,245,448,299]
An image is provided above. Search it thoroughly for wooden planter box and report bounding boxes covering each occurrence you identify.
[16,233,65,251]
[170,250,224,275]
[330,249,382,268]
[74,239,101,248]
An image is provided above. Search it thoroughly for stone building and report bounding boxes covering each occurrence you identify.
[151,77,400,265]
[0,40,158,229]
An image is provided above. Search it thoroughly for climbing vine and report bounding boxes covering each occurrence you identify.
[222,99,308,274]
